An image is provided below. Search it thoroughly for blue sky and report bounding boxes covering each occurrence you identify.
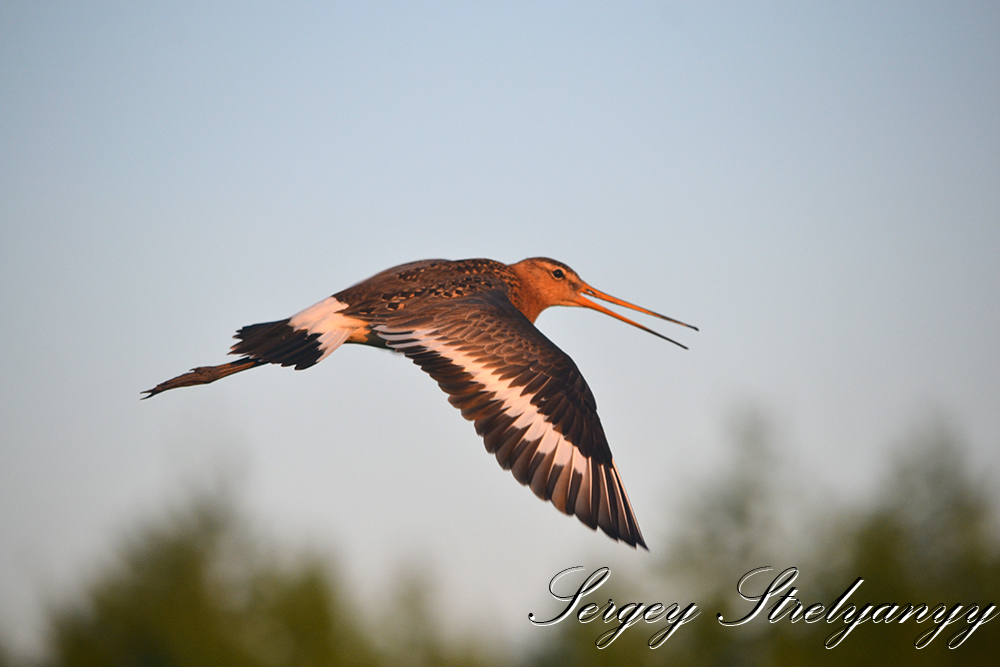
[2,2,998,658]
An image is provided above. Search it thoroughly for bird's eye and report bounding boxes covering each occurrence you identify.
[552,268,565,279]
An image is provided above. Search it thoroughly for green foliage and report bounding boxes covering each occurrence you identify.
[527,413,1000,665]
[44,500,373,667]
[42,498,494,667]
[29,413,1000,666]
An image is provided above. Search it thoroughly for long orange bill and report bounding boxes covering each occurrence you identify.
[576,285,698,349]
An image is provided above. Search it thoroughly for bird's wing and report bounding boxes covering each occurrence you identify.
[373,293,646,549]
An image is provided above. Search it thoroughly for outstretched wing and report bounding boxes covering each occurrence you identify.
[372,293,646,549]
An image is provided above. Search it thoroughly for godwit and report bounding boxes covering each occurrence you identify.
[144,258,696,548]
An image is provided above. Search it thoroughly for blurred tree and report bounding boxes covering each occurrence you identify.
[42,493,497,667]
[529,407,790,666]
[527,568,653,667]
[31,415,1000,666]
[526,411,1000,665]
[370,566,493,667]
[44,497,376,667]
[768,419,1000,666]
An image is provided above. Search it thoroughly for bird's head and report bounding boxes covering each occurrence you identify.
[510,257,697,348]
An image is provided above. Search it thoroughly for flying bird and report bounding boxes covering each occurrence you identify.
[143,258,696,549]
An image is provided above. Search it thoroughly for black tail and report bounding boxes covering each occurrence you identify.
[231,319,325,370]
[142,318,327,399]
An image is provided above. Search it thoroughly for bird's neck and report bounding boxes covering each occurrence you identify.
[507,263,547,323]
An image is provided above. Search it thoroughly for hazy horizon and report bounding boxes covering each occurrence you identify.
[2,2,998,659]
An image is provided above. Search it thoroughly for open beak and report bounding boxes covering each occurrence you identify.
[576,285,698,349]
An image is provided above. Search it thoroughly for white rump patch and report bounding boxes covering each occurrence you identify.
[289,296,360,362]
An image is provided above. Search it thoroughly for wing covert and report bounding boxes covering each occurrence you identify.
[373,294,646,549]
